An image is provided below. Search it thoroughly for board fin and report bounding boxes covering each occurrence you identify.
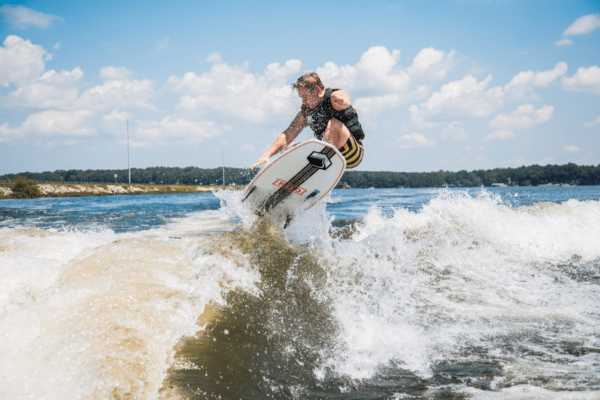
[242,185,256,203]
[305,189,320,201]
[283,214,293,229]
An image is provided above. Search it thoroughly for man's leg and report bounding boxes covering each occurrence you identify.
[322,118,350,149]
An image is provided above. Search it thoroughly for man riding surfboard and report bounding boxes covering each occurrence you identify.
[251,72,365,170]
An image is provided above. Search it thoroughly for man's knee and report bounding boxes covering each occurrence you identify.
[324,119,350,148]
[326,118,344,132]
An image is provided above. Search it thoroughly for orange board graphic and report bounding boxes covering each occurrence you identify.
[272,179,307,195]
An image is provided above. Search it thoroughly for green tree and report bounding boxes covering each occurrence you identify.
[12,176,41,199]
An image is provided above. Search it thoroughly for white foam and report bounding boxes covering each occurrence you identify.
[0,221,260,399]
[316,191,600,387]
[0,227,118,312]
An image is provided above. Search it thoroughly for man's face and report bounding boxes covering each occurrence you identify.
[298,86,321,107]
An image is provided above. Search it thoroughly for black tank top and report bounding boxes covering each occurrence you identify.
[302,88,365,143]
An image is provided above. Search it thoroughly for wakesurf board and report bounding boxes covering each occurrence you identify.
[243,139,346,221]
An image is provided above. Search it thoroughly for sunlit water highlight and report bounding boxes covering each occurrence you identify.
[1,186,599,399]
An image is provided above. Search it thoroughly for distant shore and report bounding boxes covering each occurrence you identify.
[4,162,598,190]
[0,182,243,200]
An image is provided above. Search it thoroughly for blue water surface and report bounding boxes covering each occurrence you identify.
[1,186,599,232]
[0,193,221,232]
[328,185,600,220]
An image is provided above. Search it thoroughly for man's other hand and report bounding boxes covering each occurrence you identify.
[251,156,270,170]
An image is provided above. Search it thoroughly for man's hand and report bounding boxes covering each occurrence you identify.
[284,142,299,151]
[251,155,270,170]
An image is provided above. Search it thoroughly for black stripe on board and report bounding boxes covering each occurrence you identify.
[261,144,336,212]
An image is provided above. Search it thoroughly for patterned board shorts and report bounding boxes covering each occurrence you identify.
[339,134,364,169]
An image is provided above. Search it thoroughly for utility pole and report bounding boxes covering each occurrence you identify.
[127,120,131,184]
[222,148,225,186]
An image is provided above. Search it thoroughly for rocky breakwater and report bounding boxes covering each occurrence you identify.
[0,179,223,200]
[38,184,157,195]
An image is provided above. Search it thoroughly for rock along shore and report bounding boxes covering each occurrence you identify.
[0,183,242,200]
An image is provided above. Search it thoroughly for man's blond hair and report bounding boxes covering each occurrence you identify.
[292,72,325,93]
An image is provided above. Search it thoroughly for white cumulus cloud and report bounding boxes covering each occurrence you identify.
[167,58,302,123]
[78,77,157,111]
[563,145,580,153]
[0,122,20,143]
[135,117,221,146]
[441,121,468,141]
[409,74,503,124]
[100,66,133,81]
[354,87,429,127]
[0,35,48,87]
[241,144,255,152]
[0,110,96,140]
[102,109,131,122]
[155,37,170,52]
[408,47,457,82]
[584,116,600,127]
[562,66,600,94]
[407,62,569,127]
[397,132,436,148]
[0,5,62,28]
[205,52,222,62]
[317,46,455,94]
[9,67,84,109]
[317,46,455,123]
[504,62,567,99]
[483,130,515,141]
[317,47,406,93]
[539,156,555,165]
[489,104,554,130]
[563,14,600,36]
[555,39,573,46]
[0,36,162,144]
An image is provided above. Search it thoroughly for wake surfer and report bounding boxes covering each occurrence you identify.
[251,72,365,170]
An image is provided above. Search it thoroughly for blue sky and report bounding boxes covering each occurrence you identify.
[0,0,599,174]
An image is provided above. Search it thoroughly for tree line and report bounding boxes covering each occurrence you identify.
[0,167,256,186]
[338,163,600,188]
[1,163,599,188]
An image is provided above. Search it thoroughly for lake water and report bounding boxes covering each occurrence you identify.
[1,186,599,399]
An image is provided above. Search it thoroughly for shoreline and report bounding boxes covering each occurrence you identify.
[1,182,592,200]
[0,183,244,200]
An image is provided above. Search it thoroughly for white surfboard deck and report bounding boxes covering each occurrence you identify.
[243,139,346,215]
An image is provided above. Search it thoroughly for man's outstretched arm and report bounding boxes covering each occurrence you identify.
[250,112,306,170]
